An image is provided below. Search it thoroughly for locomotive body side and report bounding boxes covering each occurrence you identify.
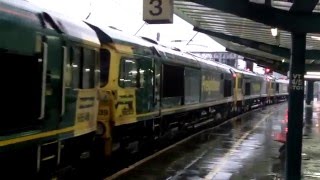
[0,1,100,178]
[275,79,289,102]
[89,25,258,157]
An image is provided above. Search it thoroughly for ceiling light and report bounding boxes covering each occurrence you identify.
[305,75,320,79]
[311,36,320,41]
[271,28,278,37]
[306,72,320,75]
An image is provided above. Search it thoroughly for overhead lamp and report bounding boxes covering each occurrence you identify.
[304,74,320,79]
[311,36,320,41]
[306,71,320,75]
[282,59,285,63]
[271,28,278,37]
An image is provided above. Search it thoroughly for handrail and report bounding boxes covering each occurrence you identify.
[38,42,48,119]
[61,46,67,116]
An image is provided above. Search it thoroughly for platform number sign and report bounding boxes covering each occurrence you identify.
[143,0,173,24]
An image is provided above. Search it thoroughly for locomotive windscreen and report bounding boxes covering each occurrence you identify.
[0,52,41,135]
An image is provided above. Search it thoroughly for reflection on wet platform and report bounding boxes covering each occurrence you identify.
[112,102,320,180]
[302,102,320,179]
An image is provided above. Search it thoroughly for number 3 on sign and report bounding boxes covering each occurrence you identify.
[143,0,173,24]
[149,0,162,16]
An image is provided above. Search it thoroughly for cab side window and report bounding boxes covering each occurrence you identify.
[82,48,95,89]
[71,47,81,88]
[70,46,97,89]
[100,49,110,87]
[119,58,138,88]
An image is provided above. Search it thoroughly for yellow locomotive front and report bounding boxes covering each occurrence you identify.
[96,45,138,155]
[88,23,160,157]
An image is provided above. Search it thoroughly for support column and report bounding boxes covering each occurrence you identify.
[306,80,314,105]
[286,33,306,180]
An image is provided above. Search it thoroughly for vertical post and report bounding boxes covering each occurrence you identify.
[286,33,306,180]
[306,80,314,105]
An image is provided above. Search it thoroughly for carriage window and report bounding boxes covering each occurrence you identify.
[245,82,251,95]
[94,51,100,87]
[71,47,81,88]
[185,68,201,104]
[100,49,110,87]
[119,58,138,88]
[82,48,95,89]
[163,64,184,98]
[224,79,232,97]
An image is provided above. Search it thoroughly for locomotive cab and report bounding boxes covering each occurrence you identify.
[0,1,100,178]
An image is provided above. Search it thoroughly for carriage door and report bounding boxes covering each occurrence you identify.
[135,57,157,115]
[44,36,64,130]
[33,36,64,172]
[59,46,80,129]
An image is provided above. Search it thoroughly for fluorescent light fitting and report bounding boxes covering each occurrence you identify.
[311,36,320,41]
[306,72,320,75]
[304,75,320,79]
[271,28,278,37]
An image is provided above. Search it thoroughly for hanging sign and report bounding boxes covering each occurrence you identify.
[143,0,173,24]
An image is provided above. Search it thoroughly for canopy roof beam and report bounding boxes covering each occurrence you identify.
[184,0,320,33]
[194,27,320,59]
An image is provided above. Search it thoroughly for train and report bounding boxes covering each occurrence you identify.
[0,0,289,178]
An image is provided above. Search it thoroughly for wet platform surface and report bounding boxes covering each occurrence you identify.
[110,102,320,180]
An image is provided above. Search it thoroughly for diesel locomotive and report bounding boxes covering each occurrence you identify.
[0,0,289,178]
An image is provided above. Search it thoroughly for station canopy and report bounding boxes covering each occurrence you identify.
[174,0,320,74]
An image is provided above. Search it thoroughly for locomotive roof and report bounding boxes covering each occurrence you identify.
[0,0,42,28]
[229,66,265,79]
[151,43,234,74]
[152,43,201,68]
[88,23,230,73]
[190,53,231,73]
[41,13,100,47]
[86,23,152,52]
[0,0,100,48]
[136,37,232,73]
[86,22,235,74]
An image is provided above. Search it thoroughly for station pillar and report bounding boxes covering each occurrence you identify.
[285,33,306,180]
[306,80,314,106]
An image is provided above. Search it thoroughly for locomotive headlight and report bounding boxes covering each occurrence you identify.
[96,122,106,136]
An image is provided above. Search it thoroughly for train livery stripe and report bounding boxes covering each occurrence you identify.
[0,126,75,147]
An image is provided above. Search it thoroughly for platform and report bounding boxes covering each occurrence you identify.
[107,102,320,180]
